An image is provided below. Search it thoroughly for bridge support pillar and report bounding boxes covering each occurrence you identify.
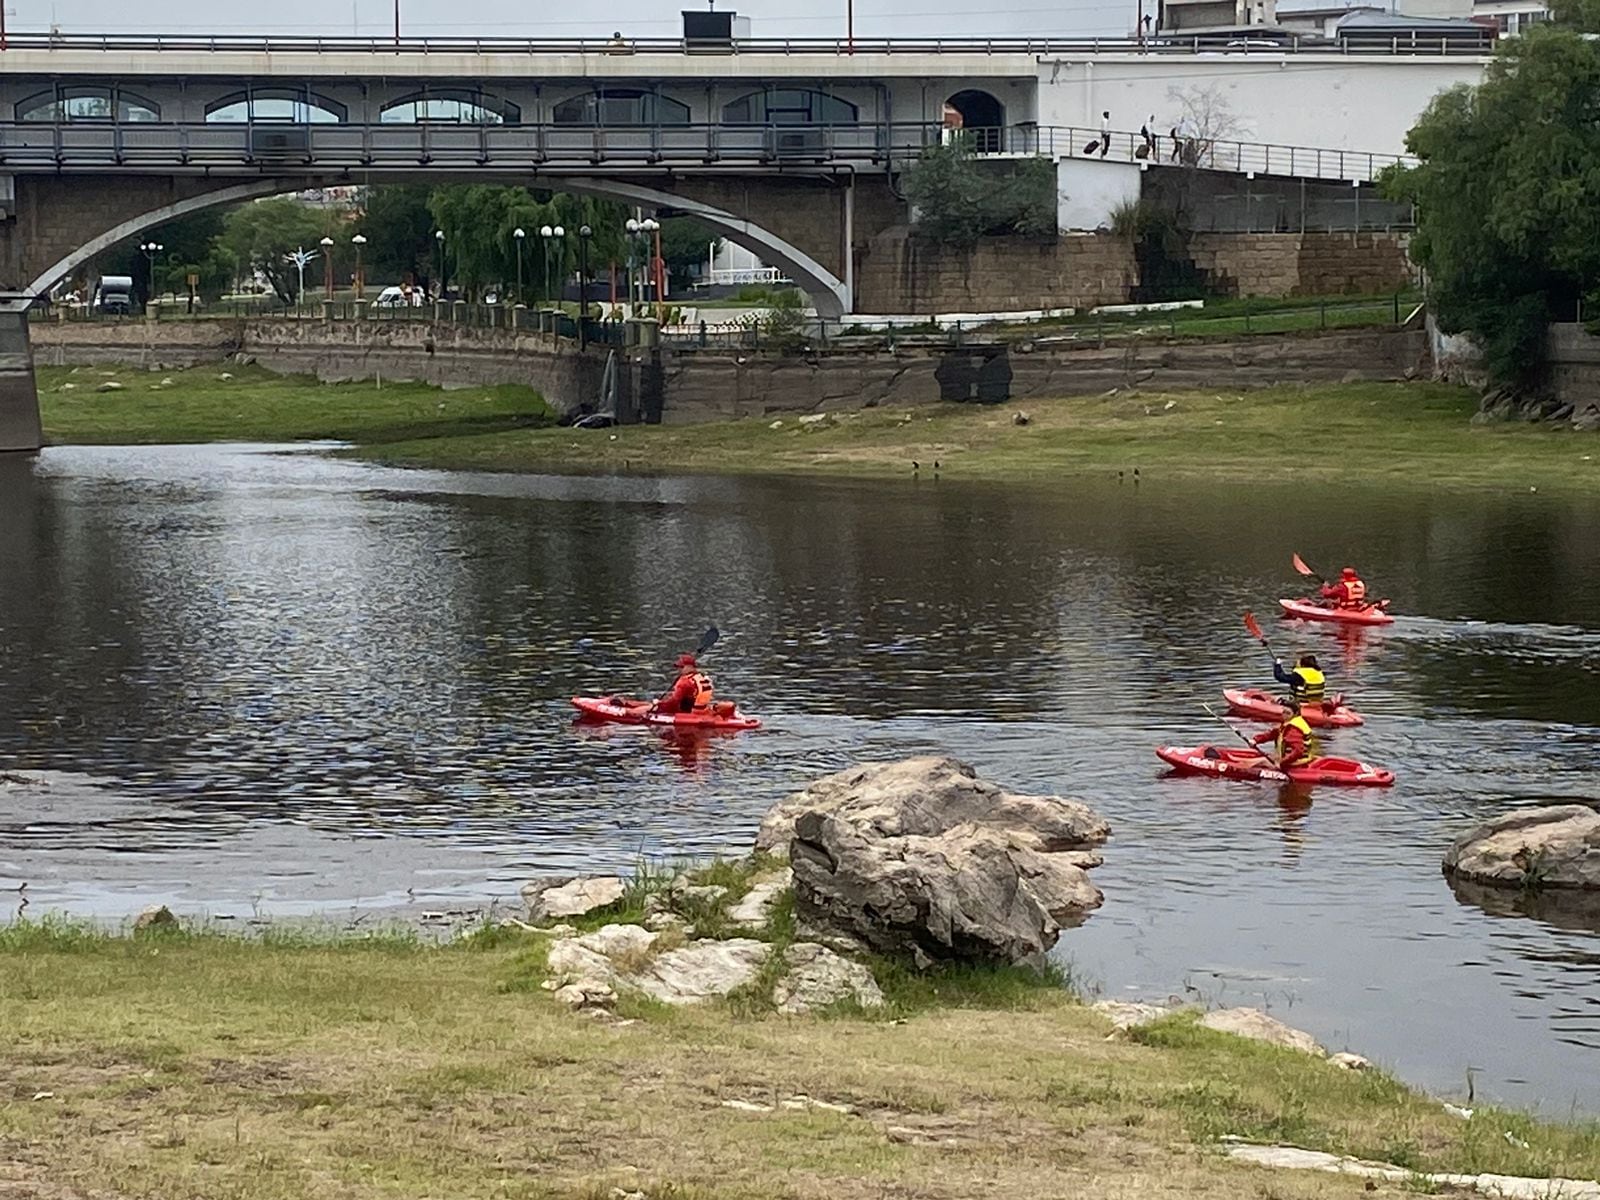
[0,296,42,454]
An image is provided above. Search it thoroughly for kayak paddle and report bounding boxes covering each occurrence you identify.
[1202,701,1272,760]
[1292,553,1326,587]
[693,625,721,657]
[1243,611,1279,666]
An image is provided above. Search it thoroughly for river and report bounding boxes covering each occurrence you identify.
[2,443,1598,1113]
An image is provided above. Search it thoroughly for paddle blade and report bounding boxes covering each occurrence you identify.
[694,626,721,656]
[1244,612,1264,641]
[1292,553,1316,577]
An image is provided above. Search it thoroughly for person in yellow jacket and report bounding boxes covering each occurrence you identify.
[1272,653,1344,715]
[1250,700,1319,768]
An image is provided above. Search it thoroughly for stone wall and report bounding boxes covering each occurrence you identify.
[1186,233,1415,299]
[1542,323,1600,430]
[30,318,1428,427]
[855,230,1138,315]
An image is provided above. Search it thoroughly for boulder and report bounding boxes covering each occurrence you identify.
[522,875,627,923]
[629,939,770,1005]
[726,872,792,931]
[95,380,124,393]
[772,943,884,1015]
[1092,1000,1172,1031]
[1443,804,1600,889]
[132,904,178,932]
[759,757,1110,966]
[1198,1007,1324,1056]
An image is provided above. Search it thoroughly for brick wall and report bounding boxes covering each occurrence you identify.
[854,230,1138,315]
[1186,232,1415,298]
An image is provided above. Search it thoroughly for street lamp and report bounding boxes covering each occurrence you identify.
[319,235,334,299]
[139,241,163,307]
[351,233,367,300]
[435,229,447,299]
[640,216,662,319]
[513,227,526,303]
[539,224,564,304]
[577,224,593,349]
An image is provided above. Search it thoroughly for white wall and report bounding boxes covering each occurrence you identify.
[1036,55,1487,156]
[1056,156,1144,231]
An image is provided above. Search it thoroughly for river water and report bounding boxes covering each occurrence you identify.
[2,443,1599,1112]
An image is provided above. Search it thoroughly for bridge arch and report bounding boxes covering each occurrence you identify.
[22,175,850,317]
[559,177,850,317]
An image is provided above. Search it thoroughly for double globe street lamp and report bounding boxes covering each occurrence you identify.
[139,240,163,306]
[538,224,565,303]
[624,217,661,314]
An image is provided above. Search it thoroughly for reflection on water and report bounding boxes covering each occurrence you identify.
[2,444,1600,1111]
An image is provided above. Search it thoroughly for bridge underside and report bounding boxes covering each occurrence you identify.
[0,167,904,320]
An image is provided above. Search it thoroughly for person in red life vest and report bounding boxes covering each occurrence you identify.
[656,654,714,714]
[1249,699,1318,768]
[1320,566,1368,610]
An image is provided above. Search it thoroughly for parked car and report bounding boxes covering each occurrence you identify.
[93,276,135,315]
[372,286,423,308]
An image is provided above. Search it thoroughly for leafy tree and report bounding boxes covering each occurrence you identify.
[91,208,231,304]
[659,217,722,289]
[427,186,628,302]
[903,141,1057,248]
[360,185,438,290]
[218,198,336,303]
[1383,11,1600,386]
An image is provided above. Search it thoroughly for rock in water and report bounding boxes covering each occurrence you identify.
[758,756,1110,966]
[521,875,627,923]
[1198,1007,1324,1056]
[772,943,884,1014]
[1443,803,1600,890]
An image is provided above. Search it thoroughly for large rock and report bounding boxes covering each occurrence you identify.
[759,757,1110,967]
[1198,1007,1324,1056]
[772,942,884,1014]
[630,940,770,1005]
[726,872,792,931]
[1443,803,1600,890]
[522,875,627,923]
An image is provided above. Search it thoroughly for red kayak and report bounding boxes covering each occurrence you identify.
[1156,744,1396,787]
[570,695,761,731]
[1222,687,1365,728]
[1279,597,1394,626]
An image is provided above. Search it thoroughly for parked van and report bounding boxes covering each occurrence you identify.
[93,275,135,315]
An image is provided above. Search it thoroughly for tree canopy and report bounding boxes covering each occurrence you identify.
[217,198,336,303]
[902,141,1057,249]
[1383,6,1600,386]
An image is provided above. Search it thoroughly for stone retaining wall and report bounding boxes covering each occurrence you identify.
[1186,232,1415,298]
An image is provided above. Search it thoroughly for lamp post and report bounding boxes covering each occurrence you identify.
[640,216,662,320]
[351,233,367,300]
[577,224,592,349]
[139,240,163,308]
[319,235,334,298]
[624,217,643,310]
[513,227,526,303]
[434,229,447,299]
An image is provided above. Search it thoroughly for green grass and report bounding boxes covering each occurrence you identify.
[3,917,1599,1200]
[37,363,554,446]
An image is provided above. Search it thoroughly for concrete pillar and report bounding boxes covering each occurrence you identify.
[322,299,335,326]
[433,301,447,323]
[451,301,466,325]
[513,302,527,331]
[0,297,43,453]
[635,317,661,348]
[352,299,367,322]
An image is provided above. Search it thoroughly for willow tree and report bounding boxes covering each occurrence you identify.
[1384,1,1600,386]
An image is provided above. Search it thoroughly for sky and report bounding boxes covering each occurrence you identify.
[5,0,1135,42]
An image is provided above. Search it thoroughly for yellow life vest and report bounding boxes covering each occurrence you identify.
[1290,666,1326,706]
[1276,714,1318,765]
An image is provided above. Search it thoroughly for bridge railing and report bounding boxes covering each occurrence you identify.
[0,120,1416,183]
[0,31,1495,56]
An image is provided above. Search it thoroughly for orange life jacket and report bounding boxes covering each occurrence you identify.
[1342,579,1367,608]
[690,672,714,711]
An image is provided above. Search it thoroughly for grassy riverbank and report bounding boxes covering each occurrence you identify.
[4,918,1598,1200]
[35,365,1600,493]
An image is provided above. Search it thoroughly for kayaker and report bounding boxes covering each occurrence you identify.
[656,654,714,715]
[1272,653,1343,712]
[1250,700,1318,769]
[1320,567,1368,610]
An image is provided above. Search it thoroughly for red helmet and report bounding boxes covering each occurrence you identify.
[675,654,698,668]
[1341,567,1358,579]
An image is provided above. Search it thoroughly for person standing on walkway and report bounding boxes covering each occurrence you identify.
[1100,111,1112,158]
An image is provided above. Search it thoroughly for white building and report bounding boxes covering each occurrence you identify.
[1158,0,1280,33]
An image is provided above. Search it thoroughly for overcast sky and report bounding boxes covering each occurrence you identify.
[8,0,1133,42]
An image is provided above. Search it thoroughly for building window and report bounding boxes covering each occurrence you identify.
[380,91,519,124]
[721,89,858,125]
[205,90,347,123]
[551,90,690,125]
[16,87,160,122]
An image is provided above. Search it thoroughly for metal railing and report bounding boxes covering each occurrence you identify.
[0,31,1495,56]
[0,120,1416,183]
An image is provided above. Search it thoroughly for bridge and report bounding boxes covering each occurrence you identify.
[0,33,1482,452]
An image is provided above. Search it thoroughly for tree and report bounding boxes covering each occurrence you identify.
[659,217,722,290]
[427,186,628,302]
[902,141,1057,248]
[1383,11,1600,386]
[1165,85,1249,167]
[91,208,231,304]
[218,197,337,303]
[361,185,438,290]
